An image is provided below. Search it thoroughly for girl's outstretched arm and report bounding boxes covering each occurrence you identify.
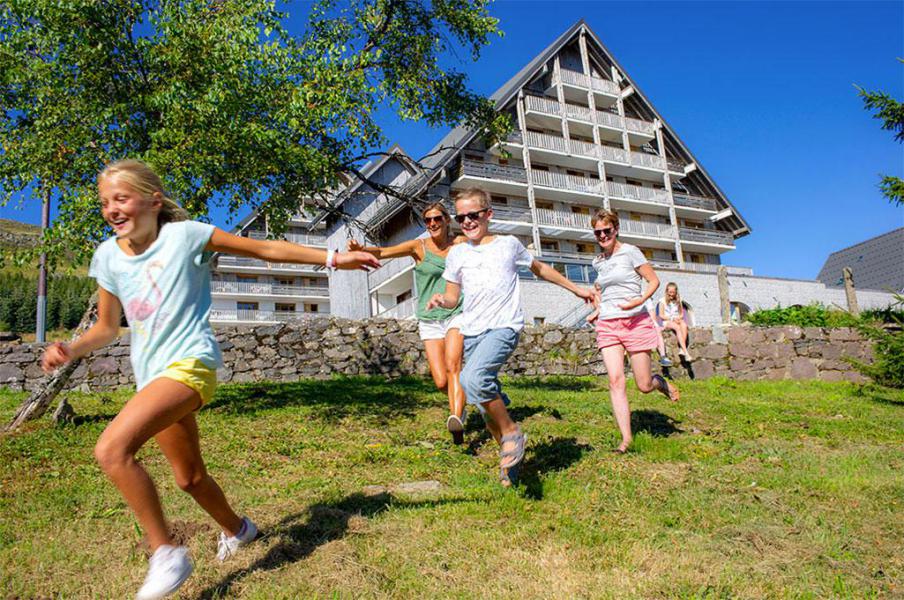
[346,238,420,260]
[529,260,599,306]
[206,228,380,270]
[41,287,122,372]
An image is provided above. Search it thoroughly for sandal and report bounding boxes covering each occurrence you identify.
[446,414,464,445]
[499,425,527,470]
[652,374,680,402]
[499,462,521,487]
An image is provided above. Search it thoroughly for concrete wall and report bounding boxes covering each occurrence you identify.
[0,319,875,393]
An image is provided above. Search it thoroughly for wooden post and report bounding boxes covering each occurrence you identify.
[718,266,731,324]
[843,267,860,316]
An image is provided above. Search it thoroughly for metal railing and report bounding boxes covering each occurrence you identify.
[598,144,629,163]
[672,193,718,212]
[607,181,671,205]
[681,263,752,275]
[525,130,567,154]
[541,249,598,262]
[679,227,734,246]
[596,109,625,130]
[667,159,687,173]
[569,138,598,159]
[491,205,533,222]
[210,309,322,323]
[531,170,605,195]
[650,259,681,270]
[620,220,676,239]
[211,281,329,296]
[565,103,593,122]
[630,152,667,170]
[375,296,417,320]
[216,256,320,272]
[524,94,561,116]
[535,208,593,230]
[458,159,528,184]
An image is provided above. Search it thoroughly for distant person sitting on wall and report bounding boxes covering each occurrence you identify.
[655,282,693,361]
[348,202,469,445]
[426,187,598,485]
[589,209,680,455]
[39,159,379,600]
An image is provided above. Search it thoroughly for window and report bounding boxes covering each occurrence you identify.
[535,201,554,210]
[304,303,319,313]
[540,240,559,251]
[576,242,595,254]
[275,303,295,312]
[566,264,588,282]
[571,205,590,215]
[237,302,258,311]
[533,317,546,325]
[275,276,294,286]
[567,170,584,178]
[531,164,549,172]
[396,290,412,303]
[237,275,258,282]
[491,195,508,205]
[642,248,654,259]
[498,158,509,166]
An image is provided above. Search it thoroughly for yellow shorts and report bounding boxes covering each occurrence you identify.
[158,358,218,407]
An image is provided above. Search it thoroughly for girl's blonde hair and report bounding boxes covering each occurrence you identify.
[665,282,681,305]
[98,159,189,226]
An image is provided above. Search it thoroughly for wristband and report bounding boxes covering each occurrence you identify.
[325,248,336,271]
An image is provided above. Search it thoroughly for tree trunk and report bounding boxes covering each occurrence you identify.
[4,291,99,432]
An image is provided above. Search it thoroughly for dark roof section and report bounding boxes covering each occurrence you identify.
[816,227,904,292]
[392,20,750,238]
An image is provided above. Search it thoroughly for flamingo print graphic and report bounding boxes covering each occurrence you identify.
[126,260,164,323]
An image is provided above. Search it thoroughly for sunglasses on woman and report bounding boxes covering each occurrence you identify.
[593,227,615,238]
[453,208,489,224]
[424,215,446,224]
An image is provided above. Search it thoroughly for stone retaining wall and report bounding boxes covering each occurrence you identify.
[0,319,872,392]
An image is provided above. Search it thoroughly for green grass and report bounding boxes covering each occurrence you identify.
[1,377,902,598]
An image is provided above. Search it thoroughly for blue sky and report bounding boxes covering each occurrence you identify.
[3,1,902,280]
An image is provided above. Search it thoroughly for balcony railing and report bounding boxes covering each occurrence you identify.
[210,309,321,323]
[216,256,320,272]
[458,159,528,184]
[650,259,681,270]
[596,110,625,130]
[524,94,561,116]
[630,152,667,170]
[247,231,328,246]
[564,103,593,122]
[598,145,629,163]
[607,181,671,206]
[679,227,734,246]
[524,130,568,154]
[375,296,417,320]
[569,138,598,159]
[681,263,752,275]
[368,256,415,291]
[535,208,593,230]
[531,170,604,195]
[667,158,688,173]
[625,116,655,136]
[620,220,676,239]
[491,205,533,222]
[673,193,718,212]
[211,281,329,296]
[542,249,598,262]
[559,69,620,96]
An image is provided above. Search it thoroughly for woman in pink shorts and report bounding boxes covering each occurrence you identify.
[587,209,679,454]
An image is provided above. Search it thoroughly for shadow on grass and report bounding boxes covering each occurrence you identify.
[505,376,599,392]
[204,376,436,423]
[631,409,682,437]
[517,437,593,500]
[196,491,463,599]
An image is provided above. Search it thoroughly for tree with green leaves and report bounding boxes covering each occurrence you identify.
[857,58,904,206]
[1,0,511,429]
[0,0,510,267]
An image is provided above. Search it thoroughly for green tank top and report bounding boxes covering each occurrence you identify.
[414,244,463,321]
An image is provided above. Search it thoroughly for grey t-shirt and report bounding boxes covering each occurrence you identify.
[592,243,648,320]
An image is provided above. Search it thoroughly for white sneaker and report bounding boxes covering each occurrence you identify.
[216,516,258,561]
[135,545,193,600]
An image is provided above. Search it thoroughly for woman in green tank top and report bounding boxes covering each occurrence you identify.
[348,202,467,444]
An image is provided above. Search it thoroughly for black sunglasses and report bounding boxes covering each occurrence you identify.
[453,208,489,224]
[424,215,445,224]
[593,227,615,238]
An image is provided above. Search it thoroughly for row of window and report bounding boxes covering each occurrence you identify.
[235,302,321,313]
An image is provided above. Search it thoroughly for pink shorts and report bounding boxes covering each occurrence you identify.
[595,313,659,352]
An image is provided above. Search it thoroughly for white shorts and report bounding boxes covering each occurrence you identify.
[418,314,464,341]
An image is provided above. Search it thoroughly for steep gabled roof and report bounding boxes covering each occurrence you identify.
[398,19,750,237]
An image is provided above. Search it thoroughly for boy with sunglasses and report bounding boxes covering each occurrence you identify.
[427,187,598,485]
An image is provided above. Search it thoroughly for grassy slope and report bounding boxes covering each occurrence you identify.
[0,378,902,599]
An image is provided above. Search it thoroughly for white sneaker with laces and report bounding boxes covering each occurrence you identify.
[135,545,193,600]
[217,516,258,561]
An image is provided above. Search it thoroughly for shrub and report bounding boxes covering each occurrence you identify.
[851,294,904,389]
[745,303,861,328]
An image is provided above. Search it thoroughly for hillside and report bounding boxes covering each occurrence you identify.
[0,218,40,249]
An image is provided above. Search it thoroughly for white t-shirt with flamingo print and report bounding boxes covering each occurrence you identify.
[89,220,222,389]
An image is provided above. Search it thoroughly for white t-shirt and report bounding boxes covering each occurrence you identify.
[592,243,648,320]
[663,301,681,319]
[442,236,534,336]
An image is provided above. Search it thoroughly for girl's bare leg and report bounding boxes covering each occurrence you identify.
[155,411,243,537]
[93,378,202,552]
[601,345,632,451]
[676,321,690,354]
[629,350,680,401]
[444,328,465,418]
[422,338,448,391]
